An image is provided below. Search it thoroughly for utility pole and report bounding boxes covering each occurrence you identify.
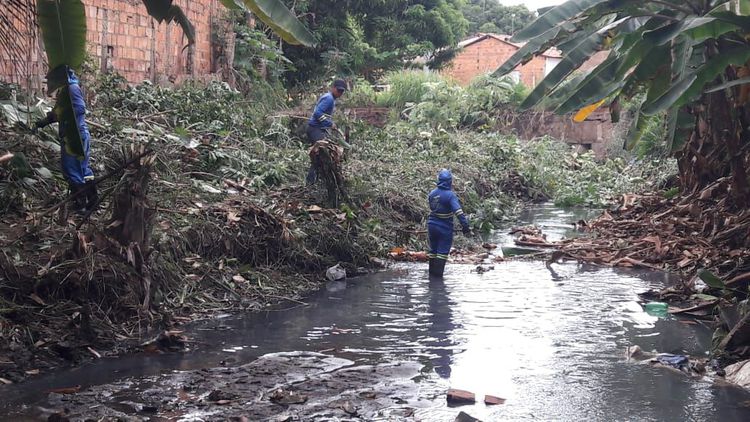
[511,13,516,35]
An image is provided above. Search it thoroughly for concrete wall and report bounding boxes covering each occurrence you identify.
[442,37,548,87]
[0,0,232,90]
[510,108,614,158]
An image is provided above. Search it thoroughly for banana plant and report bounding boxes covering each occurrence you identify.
[494,0,750,205]
[34,0,315,158]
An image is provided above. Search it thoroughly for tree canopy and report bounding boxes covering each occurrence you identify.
[280,0,469,84]
[462,0,535,35]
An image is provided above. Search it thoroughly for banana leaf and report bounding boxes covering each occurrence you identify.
[36,0,86,74]
[55,86,85,159]
[142,0,195,45]
[520,30,605,109]
[493,25,570,77]
[241,0,316,47]
[554,54,625,114]
[512,0,611,42]
[643,46,750,114]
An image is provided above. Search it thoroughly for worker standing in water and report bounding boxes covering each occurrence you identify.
[427,169,471,277]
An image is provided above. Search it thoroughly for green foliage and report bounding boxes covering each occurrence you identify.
[496,0,750,160]
[517,137,677,207]
[239,0,316,47]
[462,0,535,35]
[36,0,87,74]
[377,71,526,130]
[94,74,281,135]
[376,71,451,109]
[231,13,294,93]
[663,187,679,199]
[341,78,378,108]
[281,0,468,84]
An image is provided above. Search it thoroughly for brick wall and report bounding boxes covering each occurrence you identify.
[0,0,232,89]
[442,37,548,87]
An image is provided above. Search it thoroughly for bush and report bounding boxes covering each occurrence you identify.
[517,137,678,207]
[403,73,523,130]
[376,70,451,109]
[341,77,378,107]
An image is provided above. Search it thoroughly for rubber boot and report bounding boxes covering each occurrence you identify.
[84,180,99,213]
[68,183,87,215]
[429,258,447,277]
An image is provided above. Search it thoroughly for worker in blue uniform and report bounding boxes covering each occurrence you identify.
[427,169,471,277]
[306,79,346,185]
[35,66,97,214]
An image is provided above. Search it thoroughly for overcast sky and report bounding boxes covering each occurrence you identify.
[498,0,564,11]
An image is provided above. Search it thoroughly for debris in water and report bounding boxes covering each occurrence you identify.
[484,394,505,405]
[269,388,308,405]
[141,330,187,353]
[473,265,495,274]
[326,263,347,281]
[724,360,750,389]
[455,411,482,422]
[388,247,429,262]
[447,388,475,405]
[48,385,81,394]
[208,389,238,402]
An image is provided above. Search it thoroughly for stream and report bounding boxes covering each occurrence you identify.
[2,204,750,421]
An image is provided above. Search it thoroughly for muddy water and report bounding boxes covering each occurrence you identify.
[3,204,750,421]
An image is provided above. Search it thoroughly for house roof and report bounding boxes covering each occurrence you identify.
[458,33,562,59]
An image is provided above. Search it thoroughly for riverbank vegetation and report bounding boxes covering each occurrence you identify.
[0,65,668,382]
[497,0,750,367]
[5,0,749,389]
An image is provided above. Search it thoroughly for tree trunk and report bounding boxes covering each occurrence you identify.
[679,70,750,207]
[107,148,156,310]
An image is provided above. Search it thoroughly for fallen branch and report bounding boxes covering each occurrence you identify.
[0,152,13,164]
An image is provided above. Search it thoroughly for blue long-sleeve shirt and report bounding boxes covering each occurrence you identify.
[58,82,90,142]
[428,176,470,229]
[308,92,335,128]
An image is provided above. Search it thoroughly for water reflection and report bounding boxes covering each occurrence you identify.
[3,204,750,421]
[425,276,458,378]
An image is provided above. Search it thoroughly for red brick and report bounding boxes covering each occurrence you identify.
[2,0,230,86]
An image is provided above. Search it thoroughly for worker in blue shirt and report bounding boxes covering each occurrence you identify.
[34,66,97,214]
[427,169,471,277]
[306,79,346,185]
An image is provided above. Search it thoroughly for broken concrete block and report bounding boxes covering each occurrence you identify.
[447,388,475,405]
[484,394,505,405]
[455,411,482,422]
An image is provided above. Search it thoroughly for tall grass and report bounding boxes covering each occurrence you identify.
[376,70,454,109]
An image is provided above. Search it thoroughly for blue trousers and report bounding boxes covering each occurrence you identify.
[61,132,94,185]
[428,220,453,260]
